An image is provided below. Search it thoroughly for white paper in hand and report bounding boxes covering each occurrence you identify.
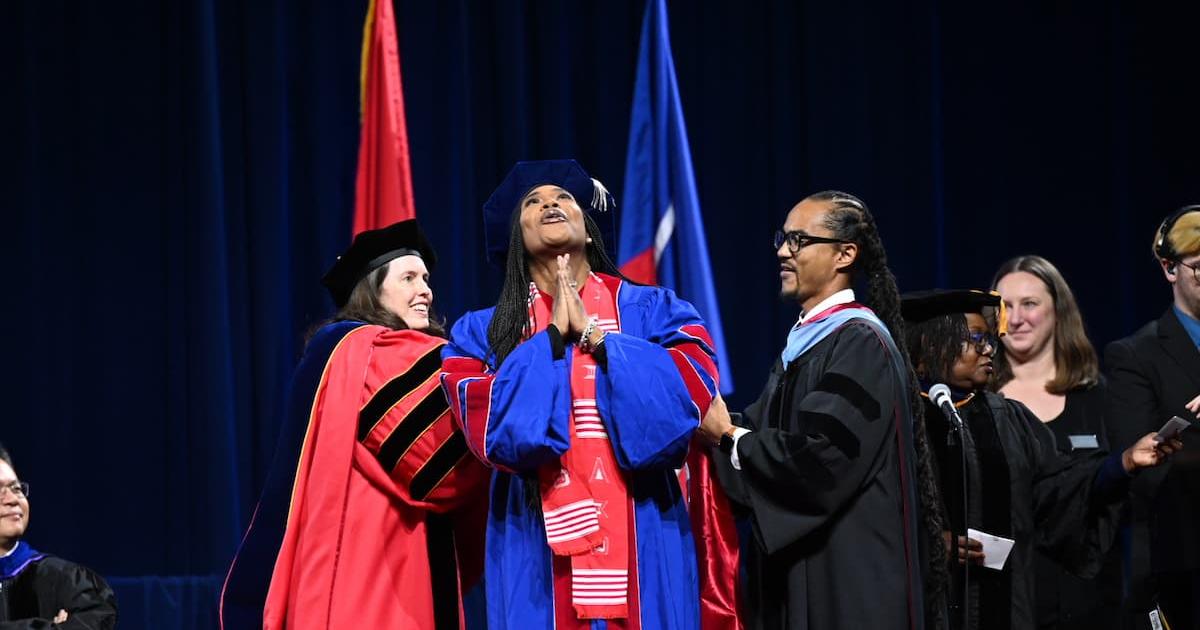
[967,528,1015,571]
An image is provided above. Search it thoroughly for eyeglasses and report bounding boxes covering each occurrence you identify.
[0,481,29,499]
[965,331,998,354]
[773,230,850,253]
[1175,259,1200,282]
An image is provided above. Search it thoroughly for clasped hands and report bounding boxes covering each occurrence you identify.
[551,254,602,349]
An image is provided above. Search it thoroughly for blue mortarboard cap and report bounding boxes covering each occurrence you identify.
[482,159,616,267]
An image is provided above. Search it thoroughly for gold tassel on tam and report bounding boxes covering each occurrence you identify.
[992,290,1008,337]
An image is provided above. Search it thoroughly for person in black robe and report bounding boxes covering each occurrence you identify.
[701,191,949,630]
[899,289,1180,630]
[1024,384,1125,630]
[0,443,117,629]
[990,254,1125,629]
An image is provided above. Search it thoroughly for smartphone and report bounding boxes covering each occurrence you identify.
[1155,416,1192,442]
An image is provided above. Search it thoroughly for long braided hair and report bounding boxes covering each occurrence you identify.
[487,210,625,368]
[810,190,949,625]
[903,313,972,387]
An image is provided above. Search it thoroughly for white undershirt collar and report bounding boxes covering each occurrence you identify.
[798,289,856,325]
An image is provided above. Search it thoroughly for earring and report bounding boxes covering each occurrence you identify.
[586,237,593,243]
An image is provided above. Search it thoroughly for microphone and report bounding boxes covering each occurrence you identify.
[929,383,964,431]
[929,382,970,630]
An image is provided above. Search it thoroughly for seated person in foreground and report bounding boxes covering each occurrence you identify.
[0,442,117,629]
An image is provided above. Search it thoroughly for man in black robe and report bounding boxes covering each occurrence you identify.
[0,443,117,629]
[701,191,934,630]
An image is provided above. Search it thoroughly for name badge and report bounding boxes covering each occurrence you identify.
[1068,434,1099,450]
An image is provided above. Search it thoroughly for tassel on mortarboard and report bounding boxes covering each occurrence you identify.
[590,178,612,214]
[993,290,1009,337]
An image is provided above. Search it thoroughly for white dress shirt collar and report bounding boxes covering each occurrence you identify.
[798,289,856,325]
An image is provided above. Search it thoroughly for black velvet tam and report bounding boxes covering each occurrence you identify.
[900,288,1000,322]
[321,219,437,307]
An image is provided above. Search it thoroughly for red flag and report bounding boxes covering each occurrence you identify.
[354,0,415,234]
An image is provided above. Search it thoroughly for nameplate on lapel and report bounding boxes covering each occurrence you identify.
[1067,434,1099,450]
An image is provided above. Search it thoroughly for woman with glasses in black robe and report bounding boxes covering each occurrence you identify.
[900,289,1180,630]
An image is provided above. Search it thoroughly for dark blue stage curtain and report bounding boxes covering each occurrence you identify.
[7,1,1200,629]
[8,0,363,627]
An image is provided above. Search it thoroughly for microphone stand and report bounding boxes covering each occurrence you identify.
[944,405,969,630]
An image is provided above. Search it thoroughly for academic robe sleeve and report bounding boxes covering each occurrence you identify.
[1010,399,1127,578]
[353,327,492,593]
[595,287,718,470]
[718,321,904,553]
[440,310,572,472]
[356,328,490,513]
[361,331,494,583]
[0,558,117,630]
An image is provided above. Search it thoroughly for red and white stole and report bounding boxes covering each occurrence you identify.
[528,273,631,620]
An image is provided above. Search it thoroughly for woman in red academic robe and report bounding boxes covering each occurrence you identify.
[220,220,489,630]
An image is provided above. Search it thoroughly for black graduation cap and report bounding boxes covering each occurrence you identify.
[900,289,1009,334]
[482,159,616,267]
[321,219,437,307]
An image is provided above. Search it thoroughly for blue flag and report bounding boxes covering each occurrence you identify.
[618,0,733,394]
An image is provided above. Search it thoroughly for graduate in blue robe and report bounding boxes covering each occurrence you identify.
[441,160,721,629]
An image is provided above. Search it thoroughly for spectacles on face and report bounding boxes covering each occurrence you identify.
[1174,259,1200,282]
[773,230,849,253]
[965,331,998,354]
[0,481,29,499]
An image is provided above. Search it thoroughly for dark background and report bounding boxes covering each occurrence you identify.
[5,1,1198,627]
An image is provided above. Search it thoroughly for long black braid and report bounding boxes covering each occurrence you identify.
[487,210,625,368]
[811,190,949,627]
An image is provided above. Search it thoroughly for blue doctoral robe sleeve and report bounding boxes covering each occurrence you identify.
[596,285,719,471]
[441,309,571,472]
